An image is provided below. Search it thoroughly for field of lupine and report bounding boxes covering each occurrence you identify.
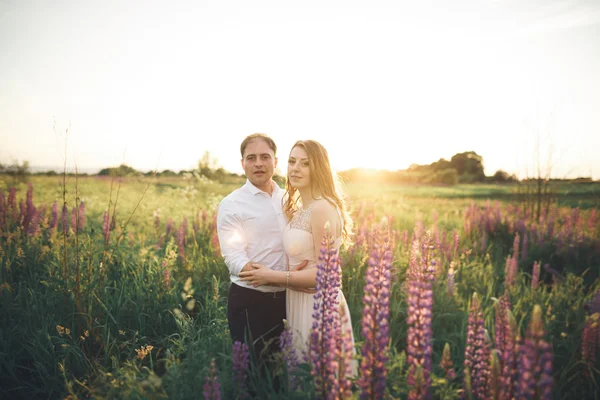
[1,175,599,399]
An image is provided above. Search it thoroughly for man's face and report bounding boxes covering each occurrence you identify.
[241,139,278,191]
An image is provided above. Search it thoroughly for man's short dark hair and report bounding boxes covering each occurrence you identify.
[240,133,277,158]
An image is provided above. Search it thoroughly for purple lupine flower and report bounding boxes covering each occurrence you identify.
[232,341,249,399]
[531,261,540,291]
[78,202,85,231]
[406,280,433,400]
[18,200,25,226]
[582,313,599,366]
[102,211,110,244]
[203,358,221,400]
[405,233,434,400]
[517,305,553,400]
[165,217,173,238]
[512,233,520,264]
[280,321,300,391]
[177,224,185,262]
[505,255,518,289]
[0,189,5,232]
[309,224,350,400]
[26,207,39,236]
[440,343,456,381]
[49,202,58,231]
[464,293,490,400]
[22,183,35,232]
[521,234,529,261]
[357,227,392,400]
[495,294,517,400]
[61,203,68,235]
[193,210,200,235]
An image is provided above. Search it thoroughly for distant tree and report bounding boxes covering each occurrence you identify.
[435,168,459,185]
[491,170,517,183]
[98,164,140,177]
[450,151,485,182]
[430,158,452,171]
[1,160,30,184]
[160,169,177,177]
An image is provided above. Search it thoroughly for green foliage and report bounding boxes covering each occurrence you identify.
[0,177,598,399]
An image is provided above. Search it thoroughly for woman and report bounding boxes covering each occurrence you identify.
[239,140,355,361]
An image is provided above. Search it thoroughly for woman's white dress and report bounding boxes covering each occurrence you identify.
[283,202,355,363]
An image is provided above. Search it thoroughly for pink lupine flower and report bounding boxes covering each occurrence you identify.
[531,261,541,290]
[177,224,185,262]
[61,204,68,235]
[517,305,553,400]
[440,343,456,381]
[279,322,300,391]
[232,341,249,399]
[405,233,435,400]
[464,293,491,400]
[358,228,392,400]
[102,211,110,244]
[203,358,221,400]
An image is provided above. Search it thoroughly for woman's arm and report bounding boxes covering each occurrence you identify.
[238,262,316,289]
[310,200,342,260]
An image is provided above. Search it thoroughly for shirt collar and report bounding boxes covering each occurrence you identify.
[244,179,280,196]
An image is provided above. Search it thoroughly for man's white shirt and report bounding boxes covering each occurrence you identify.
[216,179,287,292]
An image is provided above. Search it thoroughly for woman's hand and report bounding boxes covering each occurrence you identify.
[239,263,275,287]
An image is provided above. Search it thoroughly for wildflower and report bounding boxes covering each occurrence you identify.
[464,293,490,400]
[495,294,517,400]
[440,343,456,381]
[517,305,553,399]
[177,224,185,262]
[531,261,541,290]
[357,227,392,400]
[582,313,599,365]
[102,211,110,244]
[135,345,154,360]
[61,203,68,234]
[232,341,249,399]
[309,224,350,400]
[280,321,300,390]
[203,358,221,400]
[405,232,434,400]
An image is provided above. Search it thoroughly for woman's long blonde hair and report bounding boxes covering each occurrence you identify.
[283,140,353,246]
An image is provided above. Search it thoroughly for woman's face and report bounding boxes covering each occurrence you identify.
[287,146,311,190]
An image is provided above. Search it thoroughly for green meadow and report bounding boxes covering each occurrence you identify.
[1,175,599,399]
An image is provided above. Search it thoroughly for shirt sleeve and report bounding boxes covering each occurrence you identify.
[216,199,251,276]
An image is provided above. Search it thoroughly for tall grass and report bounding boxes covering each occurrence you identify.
[0,176,598,399]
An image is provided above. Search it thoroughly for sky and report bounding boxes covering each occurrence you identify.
[1,0,599,179]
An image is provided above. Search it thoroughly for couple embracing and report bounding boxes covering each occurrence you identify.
[216,133,356,380]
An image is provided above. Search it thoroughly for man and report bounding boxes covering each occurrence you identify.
[216,133,295,366]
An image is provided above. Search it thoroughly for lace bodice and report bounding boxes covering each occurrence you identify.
[284,200,342,270]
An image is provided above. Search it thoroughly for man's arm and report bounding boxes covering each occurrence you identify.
[216,201,252,276]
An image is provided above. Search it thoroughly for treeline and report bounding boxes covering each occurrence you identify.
[339,151,518,185]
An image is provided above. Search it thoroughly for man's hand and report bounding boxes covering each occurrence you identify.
[239,263,273,287]
[240,261,254,274]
